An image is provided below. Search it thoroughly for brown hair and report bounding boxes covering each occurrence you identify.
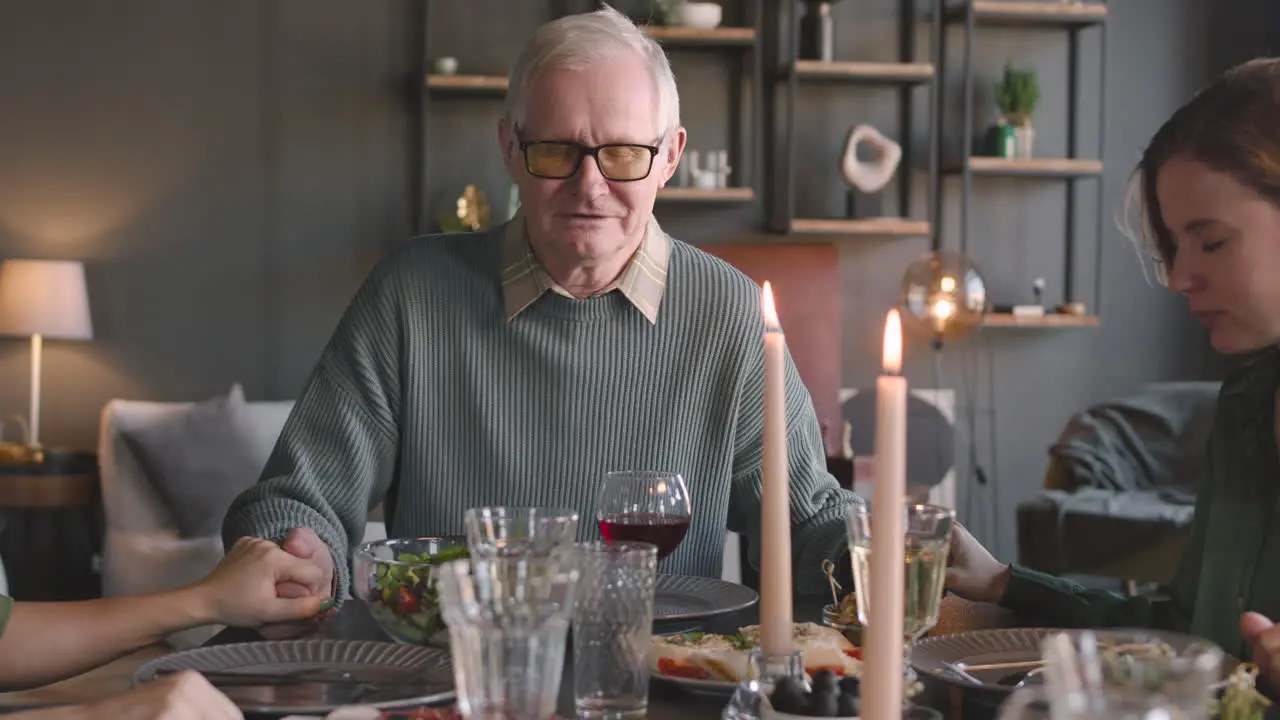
[1125,57,1280,283]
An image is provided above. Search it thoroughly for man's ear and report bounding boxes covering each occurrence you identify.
[498,118,515,161]
[658,127,688,186]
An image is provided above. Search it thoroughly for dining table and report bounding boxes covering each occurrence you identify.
[203,590,1021,720]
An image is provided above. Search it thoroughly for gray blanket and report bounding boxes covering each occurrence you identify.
[1048,381,1220,503]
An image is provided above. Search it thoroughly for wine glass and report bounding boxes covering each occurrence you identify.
[845,502,955,667]
[596,470,691,564]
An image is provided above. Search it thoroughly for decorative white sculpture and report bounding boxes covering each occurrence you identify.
[839,124,903,194]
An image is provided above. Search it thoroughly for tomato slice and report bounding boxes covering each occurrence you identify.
[397,586,420,614]
[844,647,863,661]
[657,657,712,680]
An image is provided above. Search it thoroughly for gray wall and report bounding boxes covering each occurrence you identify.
[0,0,1263,558]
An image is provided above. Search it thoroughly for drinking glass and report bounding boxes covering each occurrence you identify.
[435,550,580,720]
[596,470,691,563]
[463,506,579,557]
[846,502,955,665]
[572,541,659,720]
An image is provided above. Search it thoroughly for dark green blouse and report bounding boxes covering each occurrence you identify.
[1000,347,1280,661]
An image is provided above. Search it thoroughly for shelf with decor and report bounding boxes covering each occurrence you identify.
[982,312,1099,328]
[657,187,757,203]
[935,0,1109,328]
[761,0,943,240]
[425,74,508,95]
[642,25,757,46]
[943,1,1107,27]
[789,217,931,238]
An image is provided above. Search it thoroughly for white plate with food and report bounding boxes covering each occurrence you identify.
[649,621,920,698]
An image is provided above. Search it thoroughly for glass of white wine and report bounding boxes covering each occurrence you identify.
[846,502,955,666]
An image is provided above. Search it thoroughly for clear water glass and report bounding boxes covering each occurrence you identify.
[435,551,580,720]
[572,541,658,720]
[463,506,580,557]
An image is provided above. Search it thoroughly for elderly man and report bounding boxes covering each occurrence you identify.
[223,6,861,601]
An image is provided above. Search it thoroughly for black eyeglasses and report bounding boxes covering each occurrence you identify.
[519,138,661,182]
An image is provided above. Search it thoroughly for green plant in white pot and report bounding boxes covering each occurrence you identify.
[994,61,1041,158]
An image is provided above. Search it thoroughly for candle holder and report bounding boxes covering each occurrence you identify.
[720,648,806,720]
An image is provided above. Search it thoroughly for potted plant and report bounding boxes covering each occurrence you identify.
[994,61,1041,158]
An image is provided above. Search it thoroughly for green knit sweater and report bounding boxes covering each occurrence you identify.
[222,224,859,598]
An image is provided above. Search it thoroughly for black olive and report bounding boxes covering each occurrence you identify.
[811,669,838,692]
[807,692,839,717]
[836,693,860,717]
[775,676,807,697]
[837,675,861,696]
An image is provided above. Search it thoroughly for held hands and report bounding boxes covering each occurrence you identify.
[944,521,1011,605]
[191,536,333,628]
[1240,612,1280,693]
[260,527,337,640]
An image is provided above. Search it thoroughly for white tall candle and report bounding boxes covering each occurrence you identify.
[759,281,793,658]
[864,309,907,720]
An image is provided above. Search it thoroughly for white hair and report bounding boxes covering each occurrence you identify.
[504,4,681,139]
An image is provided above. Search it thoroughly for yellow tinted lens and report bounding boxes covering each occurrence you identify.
[598,145,652,180]
[526,143,580,177]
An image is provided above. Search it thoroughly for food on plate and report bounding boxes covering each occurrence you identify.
[649,622,862,683]
[1213,662,1270,720]
[768,670,860,718]
[366,544,469,644]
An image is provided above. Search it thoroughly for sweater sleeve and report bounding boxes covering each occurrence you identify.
[222,261,403,602]
[727,335,860,594]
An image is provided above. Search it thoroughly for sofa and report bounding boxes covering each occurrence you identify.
[98,386,386,649]
[1015,381,1220,589]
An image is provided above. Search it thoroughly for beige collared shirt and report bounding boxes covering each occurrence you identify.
[499,212,670,324]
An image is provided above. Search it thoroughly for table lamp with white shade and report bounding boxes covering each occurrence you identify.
[0,259,93,449]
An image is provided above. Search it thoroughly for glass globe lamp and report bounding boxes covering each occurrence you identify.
[899,251,989,345]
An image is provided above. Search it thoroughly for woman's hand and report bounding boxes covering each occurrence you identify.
[189,537,334,628]
[72,670,241,720]
[1241,612,1280,692]
[945,521,1011,605]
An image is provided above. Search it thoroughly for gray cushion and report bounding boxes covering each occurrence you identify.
[122,385,264,538]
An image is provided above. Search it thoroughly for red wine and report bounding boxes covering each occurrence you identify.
[598,513,691,561]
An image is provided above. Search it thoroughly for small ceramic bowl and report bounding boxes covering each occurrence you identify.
[675,2,723,29]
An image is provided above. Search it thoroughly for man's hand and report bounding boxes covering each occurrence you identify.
[944,521,1011,605]
[1241,612,1280,692]
[75,670,241,720]
[260,527,336,640]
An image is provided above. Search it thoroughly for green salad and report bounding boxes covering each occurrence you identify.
[368,545,469,644]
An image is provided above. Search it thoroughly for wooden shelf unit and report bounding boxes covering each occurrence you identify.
[982,313,1100,328]
[657,187,756,203]
[791,60,935,84]
[949,156,1104,177]
[945,1,1107,27]
[642,25,756,46]
[790,218,931,238]
[425,74,507,94]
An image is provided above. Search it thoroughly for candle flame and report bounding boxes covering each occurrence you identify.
[883,309,903,374]
[762,281,781,331]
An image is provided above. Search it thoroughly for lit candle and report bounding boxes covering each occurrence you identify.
[759,281,793,658]
[864,309,907,720]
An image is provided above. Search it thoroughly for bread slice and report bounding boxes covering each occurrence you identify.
[650,623,863,683]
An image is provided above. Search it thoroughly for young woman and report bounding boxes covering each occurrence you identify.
[0,536,331,718]
[945,57,1280,692]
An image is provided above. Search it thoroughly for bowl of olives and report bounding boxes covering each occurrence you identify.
[763,670,861,719]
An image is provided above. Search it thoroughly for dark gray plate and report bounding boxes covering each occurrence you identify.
[132,639,454,714]
[911,627,1229,695]
[653,574,759,623]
